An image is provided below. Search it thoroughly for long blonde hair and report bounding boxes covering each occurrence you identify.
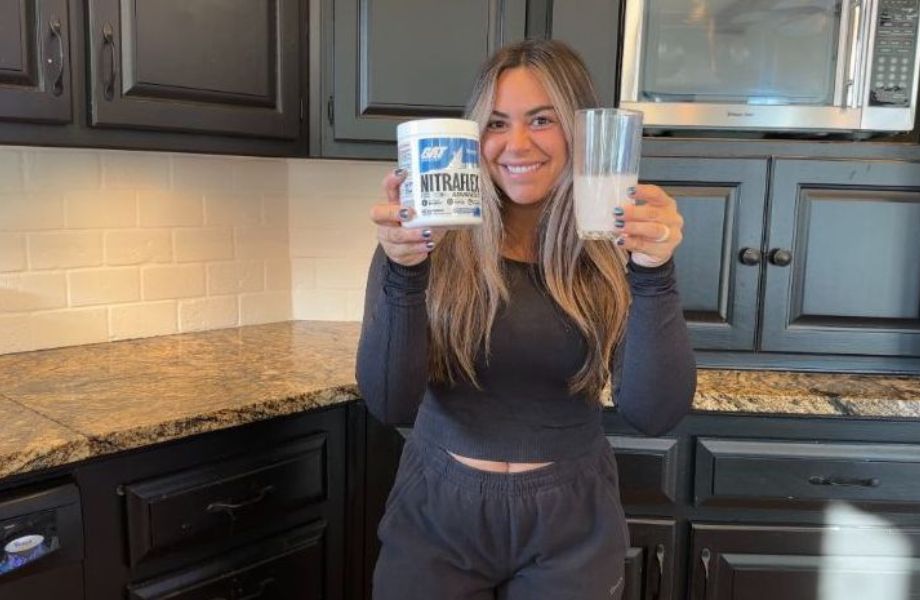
[428,39,632,402]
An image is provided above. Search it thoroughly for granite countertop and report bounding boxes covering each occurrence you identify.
[0,321,918,481]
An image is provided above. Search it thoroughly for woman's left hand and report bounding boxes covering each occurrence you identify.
[614,184,684,268]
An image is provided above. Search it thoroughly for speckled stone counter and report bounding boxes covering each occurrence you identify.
[0,320,917,480]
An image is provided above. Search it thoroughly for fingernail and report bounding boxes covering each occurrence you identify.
[627,186,636,198]
[614,219,625,229]
[425,241,435,251]
[398,208,411,220]
[422,229,432,239]
[616,237,626,246]
[394,168,407,177]
[613,207,625,216]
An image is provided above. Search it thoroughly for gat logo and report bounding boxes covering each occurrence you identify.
[420,146,448,160]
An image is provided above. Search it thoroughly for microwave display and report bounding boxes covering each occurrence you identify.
[870,0,919,106]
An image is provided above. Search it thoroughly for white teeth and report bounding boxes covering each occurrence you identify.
[505,164,540,174]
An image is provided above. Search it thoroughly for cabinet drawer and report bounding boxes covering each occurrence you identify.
[609,436,680,505]
[696,438,920,507]
[127,520,325,600]
[124,434,326,565]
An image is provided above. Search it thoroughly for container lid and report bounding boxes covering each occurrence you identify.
[5,535,44,554]
[397,118,479,138]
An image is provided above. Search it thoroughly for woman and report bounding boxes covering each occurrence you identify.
[357,39,696,600]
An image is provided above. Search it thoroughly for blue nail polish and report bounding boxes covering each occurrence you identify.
[394,168,406,177]
[614,219,625,228]
[422,229,432,239]
[614,207,625,216]
[398,208,411,220]
[425,241,435,251]
[616,237,625,246]
[627,186,637,198]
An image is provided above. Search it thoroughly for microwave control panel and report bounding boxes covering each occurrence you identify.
[870,0,919,106]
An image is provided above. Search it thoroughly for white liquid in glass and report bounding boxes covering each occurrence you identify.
[573,173,637,239]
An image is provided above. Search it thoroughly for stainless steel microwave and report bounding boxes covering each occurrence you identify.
[620,0,920,133]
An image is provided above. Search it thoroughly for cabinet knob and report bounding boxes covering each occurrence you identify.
[738,247,762,266]
[768,248,793,266]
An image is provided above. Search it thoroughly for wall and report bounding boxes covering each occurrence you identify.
[0,146,293,355]
[288,159,393,322]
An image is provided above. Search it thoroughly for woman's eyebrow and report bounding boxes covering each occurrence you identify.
[490,105,556,119]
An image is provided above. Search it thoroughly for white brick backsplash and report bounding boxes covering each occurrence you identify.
[262,194,288,227]
[143,264,205,300]
[29,231,104,269]
[290,193,377,229]
[179,295,239,332]
[292,289,348,321]
[315,258,369,289]
[240,291,291,325]
[207,261,264,295]
[204,193,261,227]
[345,289,366,321]
[0,314,31,353]
[174,228,234,263]
[103,152,171,189]
[0,234,26,272]
[65,190,137,228]
[68,267,140,307]
[25,149,100,190]
[235,227,289,259]
[290,227,376,259]
[291,258,316,291]
[265,259,292,291]
[0,192,65,231]
[110,301,178,340]
[0,149,22,191]
[31,308,108,349]
[233,159,288,193]
[0,272,67,311]
[288,159,392,199]
[139,191,203,227]
[105,229,173,265]
[173,156,236,192]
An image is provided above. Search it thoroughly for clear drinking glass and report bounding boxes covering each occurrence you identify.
[573,108,643,240]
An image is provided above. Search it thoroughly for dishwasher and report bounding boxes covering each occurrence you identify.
[0,483,83,600]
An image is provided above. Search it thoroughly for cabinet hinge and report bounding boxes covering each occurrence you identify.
[327,96,334,125]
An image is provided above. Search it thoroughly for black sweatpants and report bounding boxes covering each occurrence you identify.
[372,434,629,600]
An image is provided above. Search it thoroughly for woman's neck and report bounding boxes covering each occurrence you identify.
[502,200,544,262]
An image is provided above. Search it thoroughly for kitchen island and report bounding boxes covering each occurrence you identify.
[0,322,918,600]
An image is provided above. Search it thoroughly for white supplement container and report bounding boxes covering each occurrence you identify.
[396,118,483,229]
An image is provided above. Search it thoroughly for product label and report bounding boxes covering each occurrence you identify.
[414,137,481,220]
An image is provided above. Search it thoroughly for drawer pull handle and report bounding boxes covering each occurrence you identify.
[102,23,116,100]
[652,543,665,599]
[808,475,880,488]
[49,16,65,96]
[206,485,275,520]
[700,547,711,599]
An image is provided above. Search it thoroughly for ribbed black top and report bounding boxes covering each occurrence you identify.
[356,246,696,462]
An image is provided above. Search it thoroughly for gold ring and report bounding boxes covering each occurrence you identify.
[653,225,670,243]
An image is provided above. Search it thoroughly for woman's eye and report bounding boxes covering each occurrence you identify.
[531,115,553,127]
[486,120,506,131]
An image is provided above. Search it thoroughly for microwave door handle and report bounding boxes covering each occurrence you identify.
[845,0,865,108]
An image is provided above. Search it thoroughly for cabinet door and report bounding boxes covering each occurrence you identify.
[689,523,920,600]
[763,159,920,357]
[549,0,621,107]
[327,0,526,154]
[624,519,679,600]
[86,0,300,139]
[640,158,768,351]
[0,0,71,124]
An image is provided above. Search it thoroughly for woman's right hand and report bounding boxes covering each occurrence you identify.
[371,169,446,267]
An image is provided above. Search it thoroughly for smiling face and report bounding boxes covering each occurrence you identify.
[481,67,569,208]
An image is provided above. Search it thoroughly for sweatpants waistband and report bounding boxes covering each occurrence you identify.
[408,433,611,496]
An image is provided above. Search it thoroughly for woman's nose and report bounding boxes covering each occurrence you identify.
[505,124,531,152]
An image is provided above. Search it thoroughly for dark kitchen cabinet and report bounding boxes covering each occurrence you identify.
[86,0,301,139]
[639,157,769,352]
[642,156,920,372]
[0,0,72,124]
[762,159,920,358]
[688,523,920,600]
[623,519,679,600]
[74,406,348,600]
[319,0,527,158]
